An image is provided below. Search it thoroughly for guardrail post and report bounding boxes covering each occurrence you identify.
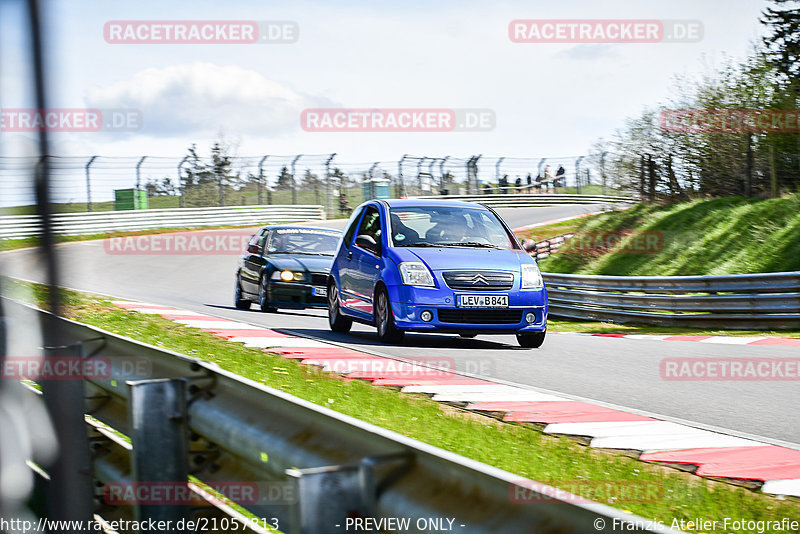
[85,156,97,212]
[127,378,190,530]
[286,453,412,534]
[258,155,269,205]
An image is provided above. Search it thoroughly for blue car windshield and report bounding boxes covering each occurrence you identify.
[389,206,515,249]
[267,229,341,255]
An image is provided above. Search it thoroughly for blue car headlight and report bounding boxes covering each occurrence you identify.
[399,262,435,287]
[521,263,543,289]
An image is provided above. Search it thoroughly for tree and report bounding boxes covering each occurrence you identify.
[300,169,322,190]
[145,177,175,197]
[275,166,294,190]
[762,0,800,82]
[180,142,241,207]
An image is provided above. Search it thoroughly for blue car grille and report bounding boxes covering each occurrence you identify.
[438,309,523,324]
[442,271,514,291]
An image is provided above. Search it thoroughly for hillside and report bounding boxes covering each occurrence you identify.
[526,194,800,276]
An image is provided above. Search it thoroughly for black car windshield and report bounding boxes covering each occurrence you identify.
[389,206,516,249]
[266,229,341,255]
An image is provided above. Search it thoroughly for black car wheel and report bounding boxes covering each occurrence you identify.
[459,333,477,338]
[259,275,277,313]
[516,330,546,348]
[234,277,251,310]
[374,287,404,343]
[327,280,352,333]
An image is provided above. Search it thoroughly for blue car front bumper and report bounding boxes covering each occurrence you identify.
[385,283,547,334]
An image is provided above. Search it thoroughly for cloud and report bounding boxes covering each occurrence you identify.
[85,62,332,137]
[554,44,620,61]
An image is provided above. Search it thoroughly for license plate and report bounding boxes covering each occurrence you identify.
[457,294,508,308]
[312,287,328,297]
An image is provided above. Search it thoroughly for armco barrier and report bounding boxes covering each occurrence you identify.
[411,193,636,208]
[543,272,800,330]
[0,205,326,240]
[7,298,675,534]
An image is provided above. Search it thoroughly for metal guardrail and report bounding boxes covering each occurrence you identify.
[0,205,326,240]
[411,194,636,208]
[8,298,675,534]
[542,272,800,329]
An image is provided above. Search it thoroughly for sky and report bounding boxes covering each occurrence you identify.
[0,0,771,204]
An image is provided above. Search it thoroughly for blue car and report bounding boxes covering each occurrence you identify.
[326,199,548,348]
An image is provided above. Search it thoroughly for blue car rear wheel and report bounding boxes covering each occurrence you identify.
[328,281,353,333]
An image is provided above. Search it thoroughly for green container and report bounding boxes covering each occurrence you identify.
[114,188,148,210]
[362,178,391,201]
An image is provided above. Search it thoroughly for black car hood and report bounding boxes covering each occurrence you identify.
[267,255,334,273]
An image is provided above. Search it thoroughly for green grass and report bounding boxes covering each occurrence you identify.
[5,278,799,533]
[528,194,800,276]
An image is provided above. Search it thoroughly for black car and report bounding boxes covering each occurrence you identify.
[234,225,343,312]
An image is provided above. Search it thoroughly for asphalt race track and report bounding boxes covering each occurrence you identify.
[2,205,798,446]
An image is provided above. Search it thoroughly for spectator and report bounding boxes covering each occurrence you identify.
[544,166,553,193]
[515,176,522,191]
[483,183,493,195]
[555,165,566,190]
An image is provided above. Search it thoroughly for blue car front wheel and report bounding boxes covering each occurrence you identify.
[517,330,546,348]
[375,287,404,343]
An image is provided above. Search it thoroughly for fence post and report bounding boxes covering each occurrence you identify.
[427,158,438,194]
[325,153,336,214]
[85,156,97,211]
[135,156,147,191]
[439,156,449,194]
[177,156,189,208]
[290,155,302,205]
[600,151,608,196]
[574,156,584,195]
[258,155,269,205]
[416,157,425,194]
[367,162,379,200]
[128,378,190,529]
[495,157,505,190]
[769,144,778,198]
[397,154,408,198]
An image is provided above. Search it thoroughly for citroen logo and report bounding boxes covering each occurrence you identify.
[471,274,489,285]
